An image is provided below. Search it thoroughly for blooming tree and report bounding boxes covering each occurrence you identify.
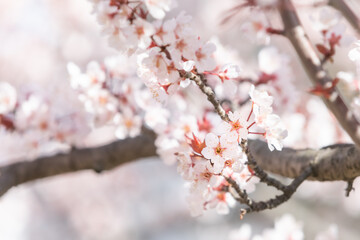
[1,0,360,238]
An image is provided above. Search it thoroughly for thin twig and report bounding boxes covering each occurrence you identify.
[345,178,355,197]
[244,166,313,213]
[224,176,253,206]
[241,140,288,192]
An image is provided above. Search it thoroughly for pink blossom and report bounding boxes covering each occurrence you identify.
[193,42,217,73]
[0,82,17,114]
[123,18,155,50]
[144,0,176,20]
[114,107,142,139]
[249,84,273,109]
[201,133,240,173]
[217,64,241,82]
[217,111,248,141]
[264,114,288,151]
[349,40,360,62]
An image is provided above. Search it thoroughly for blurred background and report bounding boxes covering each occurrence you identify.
[1,0,360,239]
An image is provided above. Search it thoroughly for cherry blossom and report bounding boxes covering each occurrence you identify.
[144,0,176,20]
[240,11,271,44]
[152,18,177,45]
[0,82,17,114]
[205,190,235,215]
[192,41,217,73]
[114,107,142,139]
[3,0,352,234]
[249,84,273,109]
[349,40,360,62]
[201,132,240,173]
[217,111,248,141]
[264,114,288,151]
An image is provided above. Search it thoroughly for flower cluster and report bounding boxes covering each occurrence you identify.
[0,0,290,219]
[0,55,146,161]
[89,0,290,216]
[175,114,259,216]
[91,0,175,52]
[67,57,143,139]
[0,81,91,160]
[249,85,288,151]
[91,0,242,105]
[172,87,287,216]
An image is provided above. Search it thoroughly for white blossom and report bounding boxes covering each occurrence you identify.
[0,82,17,114]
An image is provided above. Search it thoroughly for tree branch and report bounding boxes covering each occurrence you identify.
[243,165,313,213]
[278,0,360,147]
[0,128,157,197]
[249,139,360,181]
[241,140,288,192]
[1,131,360,198]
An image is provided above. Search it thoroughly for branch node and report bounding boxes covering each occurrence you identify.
[345,178,355,197]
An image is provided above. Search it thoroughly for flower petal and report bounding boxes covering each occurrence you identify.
[205,132,219,147]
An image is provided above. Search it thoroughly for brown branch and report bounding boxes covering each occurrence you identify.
[241,140,288,192]
[225,176,253,206]
[244,165,313,213]
[0,128,157,197]
[278,0,360,147]
[329,0,360,36]
[345,178,355,197]
[1,133,360,198]
[249,139,360,181]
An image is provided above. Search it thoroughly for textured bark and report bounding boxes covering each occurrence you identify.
[279,0,360,147]
[249,139,360,181]
[0,129,157,197]
[1,131,360,198]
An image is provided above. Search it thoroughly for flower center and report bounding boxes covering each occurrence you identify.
[202,172,212,181]
[231,120,241,131]
[215,145,224,156]
[195,49,205,61]
[136,26,145,38]
[224,160,233,167]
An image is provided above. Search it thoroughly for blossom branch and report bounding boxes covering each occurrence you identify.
[1,134,360,198]
[278,0,360,147]
[225,176,253,206]
[184,71,289,192]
